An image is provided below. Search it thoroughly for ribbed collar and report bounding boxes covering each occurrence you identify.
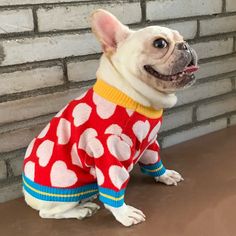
[93,79,163,119]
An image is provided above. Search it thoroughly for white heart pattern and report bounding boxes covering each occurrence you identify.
[72,103,92,127]
[133,149,141,163]
[24,161,35,181]
[38,123,50,139]
[109,165,129,189]
[78,128,104,158]
[95,167,105,186]
[134,149,141,159]
[107,135,131,161]
[36,140,54,167]
[56,118,71,145]
[120,134,133,147]
[89,167,96,178]
[24,138,36,159]
[126,108,134,117]
[50,161,77,187]
[55,104,68,118]
[93,92,116,119]
[75,91,88,100]
[132,120,150,142]
[105,124,133,148]
[139,149,158,165]
[71,143,83,168]
[105,124,122,135]
[148,121,161,142]
[127,163,134,172]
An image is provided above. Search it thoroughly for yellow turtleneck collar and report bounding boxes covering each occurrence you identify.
[93,79,163,119]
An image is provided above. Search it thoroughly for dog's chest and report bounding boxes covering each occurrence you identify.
[23,88,163,188]
[67,89,163,162]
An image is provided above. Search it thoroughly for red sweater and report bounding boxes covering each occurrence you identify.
[23,80,166,207]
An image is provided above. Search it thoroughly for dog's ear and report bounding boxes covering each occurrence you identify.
[91,9,132,53]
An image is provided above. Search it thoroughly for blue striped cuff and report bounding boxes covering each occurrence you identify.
[98,187,125,208]
[140,160,166,177]
[22,174,98,202]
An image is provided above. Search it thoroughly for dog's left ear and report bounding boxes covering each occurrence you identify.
[91,9,132,53]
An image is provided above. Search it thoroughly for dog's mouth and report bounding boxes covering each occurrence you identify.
[144,63,199,84]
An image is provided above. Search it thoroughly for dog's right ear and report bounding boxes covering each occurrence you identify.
[90,9,132,54]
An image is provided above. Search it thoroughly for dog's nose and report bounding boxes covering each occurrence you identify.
[176,42,189,50]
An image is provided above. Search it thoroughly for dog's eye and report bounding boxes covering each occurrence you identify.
[153,39,168,49]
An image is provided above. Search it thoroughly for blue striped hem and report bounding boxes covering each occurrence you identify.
[98,187,125,208]
[22,174,98,202]
[140,161,166,177]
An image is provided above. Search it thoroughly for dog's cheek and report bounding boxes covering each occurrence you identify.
[138,73,172,92]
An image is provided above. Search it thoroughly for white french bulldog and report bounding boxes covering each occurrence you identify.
[23,9,198,227]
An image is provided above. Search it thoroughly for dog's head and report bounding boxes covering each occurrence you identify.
[91,9,198,94]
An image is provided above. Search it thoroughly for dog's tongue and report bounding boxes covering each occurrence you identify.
[184,65,199,73]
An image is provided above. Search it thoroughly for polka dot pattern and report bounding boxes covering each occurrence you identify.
[36,140,54,167]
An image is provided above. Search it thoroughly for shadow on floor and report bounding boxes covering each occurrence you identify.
[1,126,236,236]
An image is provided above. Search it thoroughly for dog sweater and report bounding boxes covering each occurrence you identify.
[23,79,166,208]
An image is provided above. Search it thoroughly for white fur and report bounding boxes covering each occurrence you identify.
[104,203,146,227]
[24,190,99,219]
[155,170,184,186]
[23,9,184,227]
[97,55,177,109]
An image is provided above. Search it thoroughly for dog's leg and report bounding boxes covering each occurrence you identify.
[138,140,184,186]
[91,135,146,227]
[39,201,100,219]
[24,189,100,219]
[104,203,145,227]
[154,169,184,186]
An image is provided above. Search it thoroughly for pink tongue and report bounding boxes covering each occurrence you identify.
[184,65,199,73]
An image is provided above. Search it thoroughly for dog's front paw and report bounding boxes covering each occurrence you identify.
[154,169,184,186]
[105,203,145,227]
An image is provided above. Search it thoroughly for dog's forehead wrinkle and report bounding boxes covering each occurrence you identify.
[139,26,182,41]
[134,26,172,39]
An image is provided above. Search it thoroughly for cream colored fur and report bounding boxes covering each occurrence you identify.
[97,55,177,109]
[23,9,186,227]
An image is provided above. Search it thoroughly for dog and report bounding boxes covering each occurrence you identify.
[22,9,198,227]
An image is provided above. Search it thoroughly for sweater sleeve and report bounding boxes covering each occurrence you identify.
[92,133,132,208]
[138,139,166,177]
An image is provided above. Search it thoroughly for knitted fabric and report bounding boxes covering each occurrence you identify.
[23,79,166,207]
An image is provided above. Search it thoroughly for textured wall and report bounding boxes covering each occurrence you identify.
[0,0,236,202]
